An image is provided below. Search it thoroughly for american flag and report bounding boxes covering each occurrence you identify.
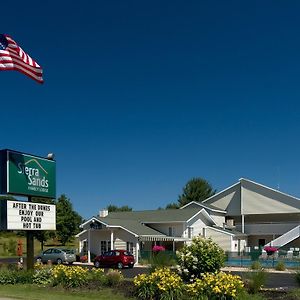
[0,34,43,84]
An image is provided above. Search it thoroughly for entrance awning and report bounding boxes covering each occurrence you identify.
[139,236,189,242]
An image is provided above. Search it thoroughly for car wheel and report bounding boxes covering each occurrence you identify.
[56,258,62,265]
[94,261,100,268]
[128,264,134,269]
[117,262,123,269]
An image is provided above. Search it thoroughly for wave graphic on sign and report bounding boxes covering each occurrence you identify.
[25,159,48,175]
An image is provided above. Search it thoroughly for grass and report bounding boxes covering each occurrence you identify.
[0,284,133,300]
[0,232,77,257]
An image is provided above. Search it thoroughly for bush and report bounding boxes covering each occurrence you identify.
[245,270,267,294]
[250,261,262,270]
[275,261,286,271]
[186,272,244,300]
[0,269,33,284]
[33,264,52,286]
[134,267,183,300]
[8,239,17,255]
[177,236,225,282]
[103,269,124,287]
[296,271,300,286]
[149,251,176,271]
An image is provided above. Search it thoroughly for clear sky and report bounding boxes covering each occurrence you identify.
[2,1,300,219]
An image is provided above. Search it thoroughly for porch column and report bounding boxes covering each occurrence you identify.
[241,215,245,234]
[110,230,114,249]
[136,241,139,264]
[173,240,175,252]
[88,229,91,263]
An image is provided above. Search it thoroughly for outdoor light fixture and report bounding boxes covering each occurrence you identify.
[47,153,55,160]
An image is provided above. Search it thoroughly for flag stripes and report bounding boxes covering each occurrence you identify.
[0,34,43,83]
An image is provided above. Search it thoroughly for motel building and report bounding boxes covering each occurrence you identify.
[76,178,300,264]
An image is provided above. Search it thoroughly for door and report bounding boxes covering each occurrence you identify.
[258,239,265,248]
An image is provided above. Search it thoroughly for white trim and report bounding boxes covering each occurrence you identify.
[108,225,139,237]
[186,208,217,225]
[80,218,139,237]
[240,178,300,203]
[142,221,185,224]
[80,217,108,228]
[75,229,88,238]
[180,201,226,213]
[206,226,236,237]
[202,182,240,204]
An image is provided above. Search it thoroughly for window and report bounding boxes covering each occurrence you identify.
[126,242,134,253]
[168,227,175,237]
[100,241,112,253]
[188,227,194,238]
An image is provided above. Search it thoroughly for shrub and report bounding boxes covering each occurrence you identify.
[295,271,300,286]
[275,261,286,271]
[103,269,124,287]
[149,251,176,271]
[8,239,17,255]
[177,236,225,282]
[250,261,262,270]
[186,272,244,300]
[134,267,183,300]
[33,264,52,286]
[246,270,267,294]
[0,269,33,284]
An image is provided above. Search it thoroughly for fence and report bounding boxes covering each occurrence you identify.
[226,250,300,269]
[139,249,300,269]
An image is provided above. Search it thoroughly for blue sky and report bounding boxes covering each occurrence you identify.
[2,1,300,218]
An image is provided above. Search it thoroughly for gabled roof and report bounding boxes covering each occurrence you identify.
[180,201,226,213]
[106,208,204,223]
[80,208,215,238]
[202,178,300,215]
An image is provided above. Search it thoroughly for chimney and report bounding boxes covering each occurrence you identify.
[99,209,108,218]
[226,218,235,228]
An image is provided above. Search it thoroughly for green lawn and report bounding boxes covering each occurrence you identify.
[0,285,132,300]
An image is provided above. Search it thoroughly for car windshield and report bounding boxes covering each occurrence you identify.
[123,251,133,256]
[61,249,75,254]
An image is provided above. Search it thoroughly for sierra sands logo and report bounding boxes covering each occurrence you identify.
[17,159,49,192]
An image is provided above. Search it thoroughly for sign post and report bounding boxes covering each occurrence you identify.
[27,197,34,270]
[0,149,56,270]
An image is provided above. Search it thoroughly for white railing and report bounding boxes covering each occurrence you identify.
[264,225,300,248]
[235,222,299,235]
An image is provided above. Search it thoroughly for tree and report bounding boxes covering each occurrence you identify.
[177,177,215,207]
[31,197,56,250]
[107,205,132,212]
[165,202,179,209]
[56,194,82,245]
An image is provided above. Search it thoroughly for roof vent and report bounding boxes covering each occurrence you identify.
[99,209,108,217]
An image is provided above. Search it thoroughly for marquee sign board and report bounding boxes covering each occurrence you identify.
[0,200,56,231]
[0,150,56,198]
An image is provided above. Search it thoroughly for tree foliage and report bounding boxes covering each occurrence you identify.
[177,177,215,207]
[31,197,56,250]
[107,205,132,212]
[55,194,82,245]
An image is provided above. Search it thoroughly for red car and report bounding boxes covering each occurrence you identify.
[94,250,135,269]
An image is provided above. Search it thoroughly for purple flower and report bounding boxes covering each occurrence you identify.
[152,245,165,252]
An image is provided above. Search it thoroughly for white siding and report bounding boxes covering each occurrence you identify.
[209,212,226,227]
[204,184,241,215]
[242,180,300,214]
[204,227,232,251]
